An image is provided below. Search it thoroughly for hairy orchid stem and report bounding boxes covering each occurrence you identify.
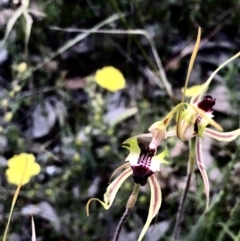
[172,138,196,241]
[172,172,192,241]
[112,208,132,241]
[113,183,140,241]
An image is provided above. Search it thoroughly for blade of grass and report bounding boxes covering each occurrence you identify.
[31,215,36,241]
[0,5,26,47]
[23,11,33,57]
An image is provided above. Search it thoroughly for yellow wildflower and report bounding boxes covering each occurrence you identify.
[6,153,41,186]
[3,153,40,241]
[94,66,126,92]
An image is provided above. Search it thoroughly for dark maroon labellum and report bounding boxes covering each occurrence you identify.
[131,147,155,186]
[131,166,153,186]
[197,95,216,112]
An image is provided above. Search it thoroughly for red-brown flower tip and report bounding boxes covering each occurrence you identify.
[197,95,215,112]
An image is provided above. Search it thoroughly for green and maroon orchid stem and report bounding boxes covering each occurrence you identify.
[113,183,140,241]
[172,138,196,241]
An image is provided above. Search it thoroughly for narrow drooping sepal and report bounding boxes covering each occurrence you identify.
[137,174,162,241]
[190,51,240,104]
[86,167,132,216]
[196,136,209,211]
[110,163,131,182]
[205,128,240,142]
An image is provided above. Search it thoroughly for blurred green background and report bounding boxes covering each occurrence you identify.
[0,0,240,240]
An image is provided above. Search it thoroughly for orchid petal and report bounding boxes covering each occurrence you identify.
[110,163,131,182]
[138,174,162,241]
[151,147,169,172]
[196,137,209,211]
[152,147,169,165]
[86,167,132,216]
[122,137,141,166]
[178,28,201,138]
[122,137,141,153]
[181,28,201,104]
[205,128,240,142]
[192,51,240,103]
[164,103,185,127]
[182,84,204,97]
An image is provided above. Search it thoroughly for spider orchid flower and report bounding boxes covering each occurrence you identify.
[163,49,240,211]
[86,121,169,241]
[175,92,240,209]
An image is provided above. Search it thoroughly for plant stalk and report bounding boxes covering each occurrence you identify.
[112,183,140,241]
[172,138,196,241]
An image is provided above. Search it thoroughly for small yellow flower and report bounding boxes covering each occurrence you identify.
[73,153,80,162]
[8,90,15,98]
[1,99,8,108]
[16,62,27,73]
[13,84,21,93]
[5,153,41,186]
[94,66,126,92]
[4,112,13,122]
